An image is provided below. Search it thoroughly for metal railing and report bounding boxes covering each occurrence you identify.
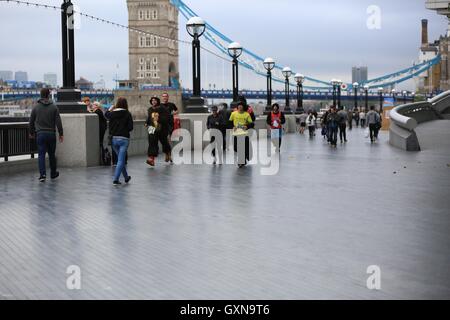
[0,123,37,161]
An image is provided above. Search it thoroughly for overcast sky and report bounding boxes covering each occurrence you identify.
[0,0,448,90]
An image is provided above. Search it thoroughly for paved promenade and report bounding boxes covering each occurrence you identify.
[1,128,449,299]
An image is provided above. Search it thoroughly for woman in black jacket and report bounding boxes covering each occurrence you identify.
[145,97,173,166]
[105,97,133,185]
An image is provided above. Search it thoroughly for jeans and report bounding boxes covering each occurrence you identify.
[112,137,129,182]
[37,132,57,177]
[329,125,338,146]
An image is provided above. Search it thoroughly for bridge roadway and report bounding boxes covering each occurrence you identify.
[0,128,449,299]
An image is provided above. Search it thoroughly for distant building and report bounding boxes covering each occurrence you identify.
[44,73,58,88]
[75,77,94,90]
[352,66,368,84]
[0,70,13,81]
[416,18,450,93]
[127,0,180,88]
[14,71,28,82]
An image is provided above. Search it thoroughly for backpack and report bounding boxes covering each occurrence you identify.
[101,146,112,166]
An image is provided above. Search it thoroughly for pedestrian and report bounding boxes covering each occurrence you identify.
[353,108,360,127]
[298,111,308,134]
[82,96,94,113]
[91,101,107,145]
[321,109,330,140]
[366,105,381,143]
[266,103,286,151]
[230,99,254,168]
[218,103,232,151]
[207,105,225,164]
[160,92,178,137]
[327,106,340,148]
[145,96,173,166]
[359,109,367,128]
[347,108,353,130]
[29,88,64,182]
[105,97,133,186]
[306,110,316,138]
[337,106,348,143]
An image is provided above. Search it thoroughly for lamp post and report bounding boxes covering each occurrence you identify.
[282,67,292,113]
[402,90,407,104]
[331,79,338,106]
[294,73,305,114]
[263,57,275,114]
[228,42,243,108]
[336,79,342,108]
[378,87,384,114]
[353,82,359,110]
[185,16,207,113]
[57,0,85,113]
[364,85,369,111]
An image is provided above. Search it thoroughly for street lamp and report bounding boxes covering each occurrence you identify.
[353,82,359,110]
[228,42,243,107]
[185,16,207,112]
[378,87,384,114]
[364,85,369,111]
[331,79,338,106]
[263,57,275,113]
[336,79,342,108]
[402,90,407,104]
[294,73,305,114]
[282,67,292,113]
[57,0,85,113]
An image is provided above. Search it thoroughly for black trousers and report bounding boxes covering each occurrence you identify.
[308,126,315,137]
[339,123,347,142]
[221,129,227,151]
[148,131,171,157]
[234,136,251,165]
[369,124,379,141]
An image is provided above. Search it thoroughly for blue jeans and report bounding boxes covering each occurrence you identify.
[112,137,129,182]
[37,132,57,177]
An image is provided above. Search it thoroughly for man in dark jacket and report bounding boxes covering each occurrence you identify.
[207,105,225,164]
[218,103,232,151]
[327,106,340,148]
[160,92,178,135]
[29,88,64,182]
[337,106,348,143]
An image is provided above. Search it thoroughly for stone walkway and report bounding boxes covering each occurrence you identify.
[0,128,449,299]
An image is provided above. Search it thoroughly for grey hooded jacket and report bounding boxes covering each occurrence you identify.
[29,99,63,136]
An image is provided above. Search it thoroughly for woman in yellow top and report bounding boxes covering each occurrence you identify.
[229,100,254,168]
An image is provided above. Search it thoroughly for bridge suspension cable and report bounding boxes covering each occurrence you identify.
[1,0,440,91]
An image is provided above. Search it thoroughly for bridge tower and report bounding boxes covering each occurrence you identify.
[117,0,182,118]
[127,0,179,87]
